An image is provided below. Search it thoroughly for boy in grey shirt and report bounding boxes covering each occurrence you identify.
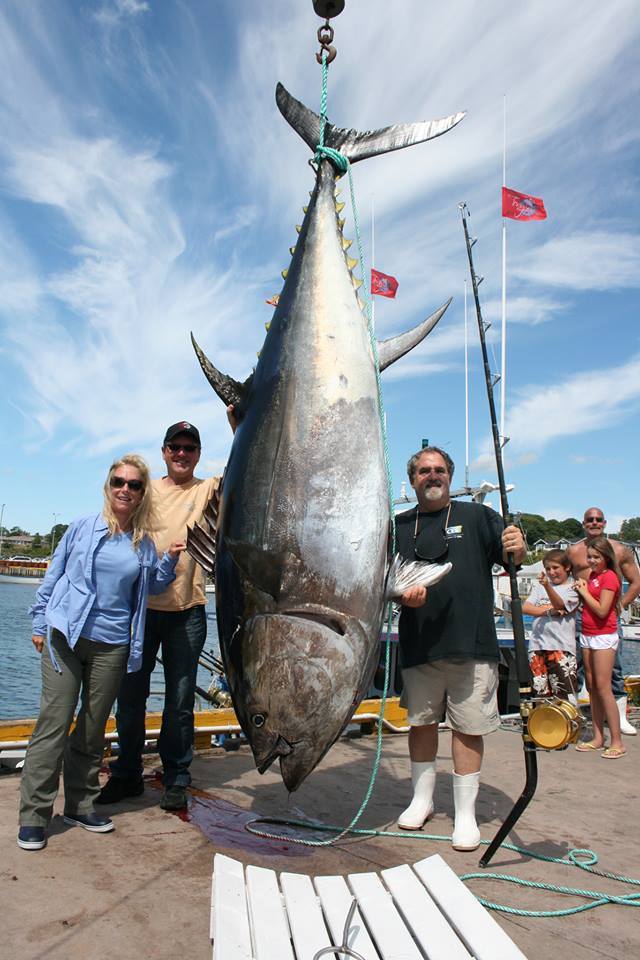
[522,549,579,701]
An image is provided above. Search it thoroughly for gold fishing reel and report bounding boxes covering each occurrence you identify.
[524,697,584,750]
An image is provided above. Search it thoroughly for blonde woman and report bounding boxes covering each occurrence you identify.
[18,455,185,851]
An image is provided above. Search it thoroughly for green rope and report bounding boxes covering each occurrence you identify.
[314,52,348,173]
[245,815,640,917]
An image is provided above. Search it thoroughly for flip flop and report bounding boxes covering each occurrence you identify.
[601,747,626,759]
[575,742,602,752]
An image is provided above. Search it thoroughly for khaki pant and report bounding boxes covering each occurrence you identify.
[19,630,128,827]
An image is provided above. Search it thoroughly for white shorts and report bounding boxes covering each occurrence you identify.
[400,659,500,734]
[579,633,619,650]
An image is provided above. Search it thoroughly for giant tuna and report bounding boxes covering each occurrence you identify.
[187,84,464,790]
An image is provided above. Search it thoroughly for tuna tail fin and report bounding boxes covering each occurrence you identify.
[385,555,452,601]
[276,83,465,164]
[190,332,253,411]
[377,298,452,372]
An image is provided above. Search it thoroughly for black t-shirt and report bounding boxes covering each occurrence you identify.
[396,500,505,668]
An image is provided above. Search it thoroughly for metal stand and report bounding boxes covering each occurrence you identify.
[459,202,538,867]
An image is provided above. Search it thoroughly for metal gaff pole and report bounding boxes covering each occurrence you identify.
[459,202,538,867]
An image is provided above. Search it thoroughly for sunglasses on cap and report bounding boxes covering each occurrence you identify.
[413,503,452,563]
[110,476,144,492]
[166,442,198,453]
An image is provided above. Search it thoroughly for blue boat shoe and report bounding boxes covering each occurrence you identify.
[63,811,115,833]
[17,825,47,850]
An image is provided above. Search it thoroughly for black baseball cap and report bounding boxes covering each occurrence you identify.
[163,421,201,446]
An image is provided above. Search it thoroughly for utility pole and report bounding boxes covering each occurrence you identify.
[0,503,5,559]
[50,513,60,558]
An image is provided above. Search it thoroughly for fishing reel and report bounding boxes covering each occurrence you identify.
[207,680,233,708]
[522,697,584,750]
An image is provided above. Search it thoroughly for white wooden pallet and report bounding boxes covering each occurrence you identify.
[210,852,527,960]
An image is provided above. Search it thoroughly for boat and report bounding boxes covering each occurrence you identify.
[0,559,47,585]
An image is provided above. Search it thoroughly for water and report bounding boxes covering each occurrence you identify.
[0,581,220,719]
[2,582,640,720]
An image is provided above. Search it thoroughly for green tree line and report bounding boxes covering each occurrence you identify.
[517,514,583,548]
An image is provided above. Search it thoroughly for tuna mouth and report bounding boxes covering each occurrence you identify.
[281,607,347,636]
[256,735,296,774]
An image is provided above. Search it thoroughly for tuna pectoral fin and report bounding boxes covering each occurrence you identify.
[385,555,453,600]
[226,539,301,600]
[186,494,219,576]
[378,299,451,372]
[276,83,465,165]
[190,332,253,410]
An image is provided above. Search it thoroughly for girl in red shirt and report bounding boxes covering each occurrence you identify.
[574,536,624,758]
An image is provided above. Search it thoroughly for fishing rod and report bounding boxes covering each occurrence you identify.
[459,202,538,867]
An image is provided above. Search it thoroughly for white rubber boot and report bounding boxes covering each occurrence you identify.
[397,762,436,830]
[451,772,481,851]
[616,696,637,736]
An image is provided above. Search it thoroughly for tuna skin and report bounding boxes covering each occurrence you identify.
[217,159,389,791]
[191,85,464,790]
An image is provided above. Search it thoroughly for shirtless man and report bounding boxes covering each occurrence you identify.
[567,507,640,736]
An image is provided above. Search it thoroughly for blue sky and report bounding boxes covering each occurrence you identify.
[0,0,639,538]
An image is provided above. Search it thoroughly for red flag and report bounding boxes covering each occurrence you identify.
[370,268,399,298]
[502,186,547,221]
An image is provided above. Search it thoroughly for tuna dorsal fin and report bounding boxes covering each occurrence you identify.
[190,332,253,409]
[377,299,452,372]
[275,83,465,165]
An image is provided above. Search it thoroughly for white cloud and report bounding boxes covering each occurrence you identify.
[383,360,456,383]
[505,356,640,453]
[512,231,640,290]
[94,0,150,26]
[482,295,565,326]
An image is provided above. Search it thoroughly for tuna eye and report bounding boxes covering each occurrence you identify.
[251,713,266,728]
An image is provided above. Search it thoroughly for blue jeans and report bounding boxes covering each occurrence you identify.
[111,606,206,787]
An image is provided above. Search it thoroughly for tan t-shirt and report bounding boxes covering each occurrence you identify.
[147,475,220,612]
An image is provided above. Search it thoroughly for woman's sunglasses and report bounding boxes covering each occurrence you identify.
[110,476,144,492]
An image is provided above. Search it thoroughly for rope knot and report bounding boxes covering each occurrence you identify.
[313,144,348,174]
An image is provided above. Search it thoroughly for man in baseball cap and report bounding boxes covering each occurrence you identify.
[98,420,219,810]
[163,421,201,447]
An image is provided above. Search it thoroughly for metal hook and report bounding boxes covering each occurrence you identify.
[316,21,337,64]
[313,900,365,960]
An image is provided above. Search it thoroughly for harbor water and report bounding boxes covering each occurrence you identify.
[0,581,220,720]
[2,580,640,721]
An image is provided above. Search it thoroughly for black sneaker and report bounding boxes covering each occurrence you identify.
[63,811,115,833]
[160,785,188,810]
[96,776,144,805]
[17,825,47,850]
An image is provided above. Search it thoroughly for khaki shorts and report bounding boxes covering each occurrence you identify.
[400,659,500,734]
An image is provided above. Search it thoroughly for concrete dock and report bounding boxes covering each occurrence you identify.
[1,724,638,959]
